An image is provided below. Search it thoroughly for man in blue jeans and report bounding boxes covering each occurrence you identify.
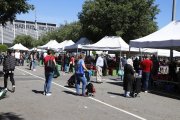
[43,50,56,96]
[140,55,153,92]
[75,54,88,96]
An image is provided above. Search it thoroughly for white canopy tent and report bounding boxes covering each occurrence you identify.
[38,40,59,49]
[29,47,46,52]
[81,36,140,70]
[10,43,29,51]
[64,37,92,50]
[130,20,180,51]
[142,48,180,57]
[82,36,130,51]
[53,40,75,50]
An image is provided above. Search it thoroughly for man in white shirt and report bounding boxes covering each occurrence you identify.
[96,53,104,83]
[15,50,20,65]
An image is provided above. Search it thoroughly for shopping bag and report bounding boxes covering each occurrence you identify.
[53,66,60,78]
[118,69,124,76]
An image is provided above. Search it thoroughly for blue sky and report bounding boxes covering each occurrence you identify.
[17,0,180,29]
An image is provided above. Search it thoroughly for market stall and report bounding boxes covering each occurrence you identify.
[130,20,180,93]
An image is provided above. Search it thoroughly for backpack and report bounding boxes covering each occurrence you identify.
[75,59,84,75]
[46,57,55,71]
[86,83,96,96]
[3,55,16,71]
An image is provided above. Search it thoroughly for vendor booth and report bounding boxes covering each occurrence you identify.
[130,20,180,93]
[81,36,139,76]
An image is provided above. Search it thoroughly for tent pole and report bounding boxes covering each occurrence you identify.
[119,48,122,70]
[140,48,142,60]
[77,48,78,56]
[128,46,131,58]
[170,48,173,62]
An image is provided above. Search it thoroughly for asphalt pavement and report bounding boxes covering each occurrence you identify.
[0,64,180,120]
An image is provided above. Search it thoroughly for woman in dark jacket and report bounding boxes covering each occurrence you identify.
[123,58,135,97]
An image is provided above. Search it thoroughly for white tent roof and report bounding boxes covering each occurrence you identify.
[10,43,29,51]
[82,36,130,51]
[130,20,180,50]
[39,40,59,49]
[53,40,68,49]
[64,37,91,50]
[29,47,46,52]
[142,48,180,57]
[54,40,75,50]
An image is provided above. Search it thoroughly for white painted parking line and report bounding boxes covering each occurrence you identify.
[16,68,147,120]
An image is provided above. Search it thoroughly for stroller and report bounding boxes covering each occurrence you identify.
[86,82,96,96]
[67,73,76,87]
[67,71,91,87]
[67,71,95,96]
[85,71,96,96]
[131,76,141,97]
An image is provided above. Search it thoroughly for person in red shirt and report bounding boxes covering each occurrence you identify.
[140,55,153,92]
[43,49,56,96]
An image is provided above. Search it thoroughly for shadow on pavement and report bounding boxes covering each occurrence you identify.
[32,90,44,95]
[149,90,180,100]
[0,112,24,120]
[64,85,75,88]
[63,90,77,96]
[109,78,122,81]
[25,68,31,70]
[107,81,123,87]
[107,92,124,97]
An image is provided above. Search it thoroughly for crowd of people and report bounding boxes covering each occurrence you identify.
[1,49,180,99]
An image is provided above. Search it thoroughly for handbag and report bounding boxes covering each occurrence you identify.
[118,69,124,76]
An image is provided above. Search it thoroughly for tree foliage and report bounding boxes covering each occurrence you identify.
[37,22,82,46]
[13,35,36,48]
[0,44,8,52]
[78,0,159,43]
[0,0,34,26]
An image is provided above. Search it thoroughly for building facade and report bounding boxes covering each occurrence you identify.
[0,20,56,44]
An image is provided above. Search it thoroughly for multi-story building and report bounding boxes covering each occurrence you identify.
[0,20,57,44]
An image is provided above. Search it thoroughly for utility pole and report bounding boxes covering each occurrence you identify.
[1,25,3,45]
[35,9,38,40]
[172,0,176,21]
[170,0,176,61]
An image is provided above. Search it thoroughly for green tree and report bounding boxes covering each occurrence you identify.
[78,0,159,43]
[56,22,83,42]
[0,44,8,52]
[13,35,35,48]
[37,22,82,46]
[0,0,34,26]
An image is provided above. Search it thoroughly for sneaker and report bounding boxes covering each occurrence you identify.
[144,91,148,93]
[33,69,36,71]
[12,86,15,93]
[125,95,131,98]
[43,92,46,95]
[4,88,8,91]
[46,93,52,96]
[80,94,88,97]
